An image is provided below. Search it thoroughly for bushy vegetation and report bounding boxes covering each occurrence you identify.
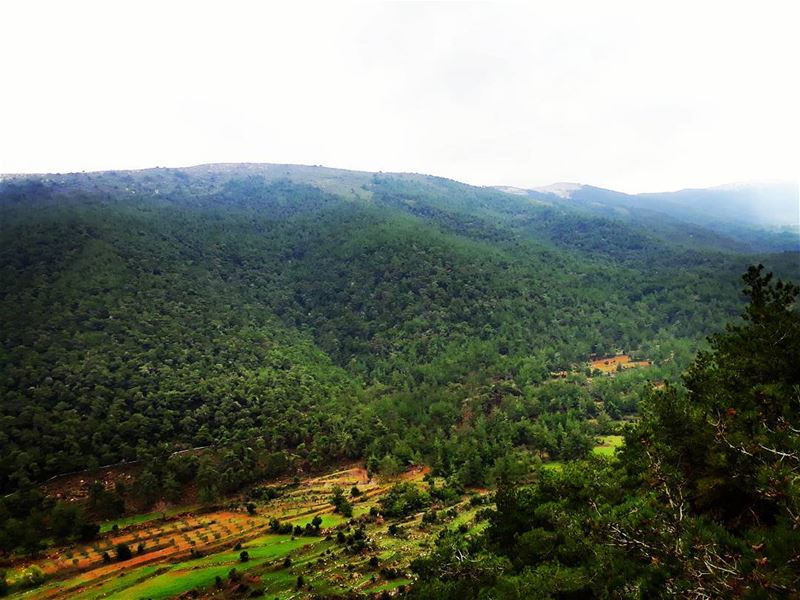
[379,483,432,519]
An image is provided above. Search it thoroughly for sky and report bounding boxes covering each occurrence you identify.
[1,0,798,193]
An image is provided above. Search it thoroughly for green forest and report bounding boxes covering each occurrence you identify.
[0,166,798,597]
[409,265,800,598]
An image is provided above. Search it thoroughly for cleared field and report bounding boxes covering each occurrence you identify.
[7,511,267,598]
[7,464,483,599]
[589,355,651,374]
[592,434,625,457]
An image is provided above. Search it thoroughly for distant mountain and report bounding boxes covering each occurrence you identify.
[512,181,799,252]
[641,182,799,228]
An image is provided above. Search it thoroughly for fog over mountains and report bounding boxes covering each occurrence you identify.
[527,181,798,227]
[498,179,799,252]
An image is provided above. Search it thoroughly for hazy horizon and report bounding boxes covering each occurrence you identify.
[1,0,798,194]
[2,160,798,198]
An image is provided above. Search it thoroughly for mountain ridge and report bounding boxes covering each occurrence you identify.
[4,163,797,255]
[497,179,798,252]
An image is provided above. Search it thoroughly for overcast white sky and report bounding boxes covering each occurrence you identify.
[1,0,798,193]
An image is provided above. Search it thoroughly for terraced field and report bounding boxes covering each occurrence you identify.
[6,466,490,599]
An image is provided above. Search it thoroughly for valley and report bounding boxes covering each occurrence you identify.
[1,165,798,598]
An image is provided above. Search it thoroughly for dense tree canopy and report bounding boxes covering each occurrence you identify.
[410,266,800,598]
[0,166,797,563]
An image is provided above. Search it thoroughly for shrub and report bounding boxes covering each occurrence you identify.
[380,566,402,580]
[19,566,45,588]
[115,543,132,561]
[379,483,431,518]
[79,522,101,541]
[421,510,438,525]
[268,518,293,535]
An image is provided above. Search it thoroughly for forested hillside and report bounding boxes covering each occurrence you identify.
[409,266,800,598]
[516,181,800,253]
[0,165,798,565]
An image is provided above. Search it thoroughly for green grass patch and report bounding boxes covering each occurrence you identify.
[449,507,482,526]
[542,461,564,472]
[365,578,413,593]
[198,534,320,565]
[99,511,165,533]
[592,435,624,457]
[114,565,234,600]
[78,536,315,600]
[261,569,305,596]
[71,565,162,599]
[287,512,344,528]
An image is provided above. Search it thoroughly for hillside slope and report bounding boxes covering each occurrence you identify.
[1,165,798,495]
[515,180,799,252]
